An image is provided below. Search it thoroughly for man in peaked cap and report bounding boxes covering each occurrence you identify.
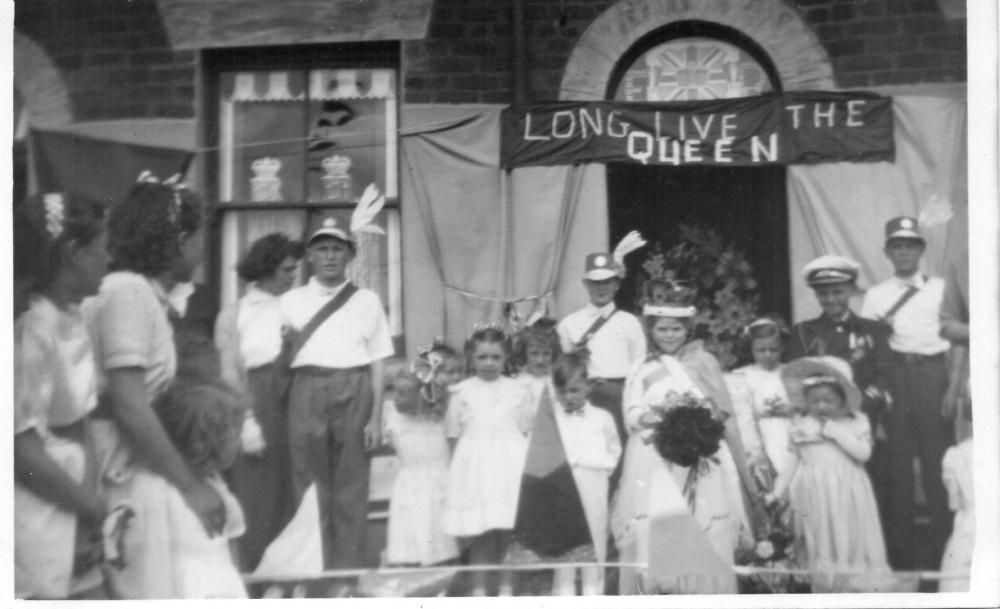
[278,215,394,577]
[861,217,952,572]
[556,252,646,490]
[788,254,893,548]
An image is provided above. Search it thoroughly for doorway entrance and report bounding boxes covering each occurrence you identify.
[607,163,791,323]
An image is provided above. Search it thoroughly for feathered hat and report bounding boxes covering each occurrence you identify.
[583,231,646,280]
[307,183,386,247]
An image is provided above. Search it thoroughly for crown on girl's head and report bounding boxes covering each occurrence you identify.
[647,279,696,305]
[469,321,507,339]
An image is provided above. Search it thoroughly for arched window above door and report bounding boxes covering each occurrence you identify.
[614,37,774,101]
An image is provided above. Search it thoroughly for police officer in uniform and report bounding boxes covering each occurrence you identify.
[788,255,893,543]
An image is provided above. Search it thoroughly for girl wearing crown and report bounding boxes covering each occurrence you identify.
[612,282,756,594]
[14,192,110,598]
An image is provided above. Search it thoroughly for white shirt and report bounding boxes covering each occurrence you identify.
[15,296,98,434]
[83,271,177,400]
[214,286,285,381]
[280,277,394,368]
[554,402,622,472]
[861,273,949,355]
[557,303,647,378]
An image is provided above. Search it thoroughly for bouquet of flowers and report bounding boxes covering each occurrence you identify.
[640,224,760,369]
[650,391,727,508]
[737,502,809,593]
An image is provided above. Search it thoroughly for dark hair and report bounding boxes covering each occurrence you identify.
[155,378,244,476]
[552,352,588,390]
[511,324,562,369]
[736,315,790,364]
[108,181,203,277]
[14,192,106,296]
[237,233,305,282]
[464,325,516,376]
[643,313,693,360]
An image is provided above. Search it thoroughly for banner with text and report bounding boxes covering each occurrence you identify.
[500,92,894,168]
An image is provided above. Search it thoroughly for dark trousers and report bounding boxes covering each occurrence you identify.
[587,378,626,492]
[227,364,296,572]
[883,353,952,570]
[287,366,373,570]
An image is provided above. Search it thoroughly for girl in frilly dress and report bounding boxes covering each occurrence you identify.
[769,357,893,593]
[726,317,796,496]
[383,342,463,567]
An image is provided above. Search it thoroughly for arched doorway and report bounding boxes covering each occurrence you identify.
[606,21,791,322]
[558,0,836,328]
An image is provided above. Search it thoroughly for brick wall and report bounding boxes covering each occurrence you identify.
[405,0,966,103]
[791,0,966,87]
[15,0,196,120]
[15,0,965,119]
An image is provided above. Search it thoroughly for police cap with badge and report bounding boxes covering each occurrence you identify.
[802,255,861,288]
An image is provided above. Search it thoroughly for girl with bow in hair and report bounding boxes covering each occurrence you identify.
[82,173,236,598]
[14,192,110,598]
[382,341,463,567]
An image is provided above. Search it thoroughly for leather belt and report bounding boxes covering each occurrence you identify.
[890,351,945,364]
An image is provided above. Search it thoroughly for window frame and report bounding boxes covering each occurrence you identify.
[606,20,783,100]
[199,42,403,339]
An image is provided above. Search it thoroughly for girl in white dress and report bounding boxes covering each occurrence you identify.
[14,192,110,599]
[383,344,463,566]
[443,325,534,596]
[726,317,795,494]
[612,293,754,594]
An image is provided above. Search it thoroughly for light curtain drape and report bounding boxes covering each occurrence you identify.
[788,87,967,321]
[400,105,606,356]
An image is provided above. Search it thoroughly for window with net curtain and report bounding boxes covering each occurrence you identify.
[614,37,773,101]
[216,68,401,337]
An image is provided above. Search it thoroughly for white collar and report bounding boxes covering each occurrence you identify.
[166,282,196,318]
[309,276,348,297]
[894,273,925,289]
[585,302,616,318]
[245,285,278,304]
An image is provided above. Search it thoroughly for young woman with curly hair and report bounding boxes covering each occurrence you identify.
[82,177,241,598]
[14,192,110,599]
[213,232,304,571]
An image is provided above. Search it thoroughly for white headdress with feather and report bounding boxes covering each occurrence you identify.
[612,230,647,277]
[351,183,386,236]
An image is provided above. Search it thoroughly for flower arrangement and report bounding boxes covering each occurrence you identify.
[737,502,809,594]
[650,393,726,467]
[640,224,760,370]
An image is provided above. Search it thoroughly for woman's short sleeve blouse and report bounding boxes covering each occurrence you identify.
[82,271,177,400]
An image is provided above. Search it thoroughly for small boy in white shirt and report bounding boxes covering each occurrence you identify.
[552,353,623,595]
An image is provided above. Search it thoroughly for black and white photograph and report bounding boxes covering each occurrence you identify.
[5,0,998,604]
